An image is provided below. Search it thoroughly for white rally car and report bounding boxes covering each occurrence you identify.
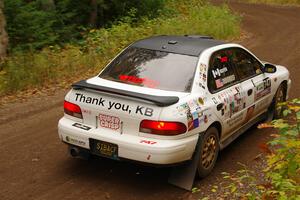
[58,35,291,179]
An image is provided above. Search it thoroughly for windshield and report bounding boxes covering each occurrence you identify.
[99,47,198,92]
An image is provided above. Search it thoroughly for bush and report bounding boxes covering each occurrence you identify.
[84,1,240,57]
[218,99,300,200]
[261,99,300,199]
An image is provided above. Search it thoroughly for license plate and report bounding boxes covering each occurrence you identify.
[89,139,119,160]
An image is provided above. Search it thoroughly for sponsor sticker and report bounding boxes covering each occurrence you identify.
[255,78,271,100]
[216,86,246,117]
[176,97,211,131]
[220,56,228,63]
[215,74,236,89]
[198,97,204,105]
[99,114,120,130]
[140,140,157,145]
[243,105,255,124]
[212,67,228,78]
[72,123,91,131]
[215,79,224,88]
[65,136,86,146]
[212,97,218,104]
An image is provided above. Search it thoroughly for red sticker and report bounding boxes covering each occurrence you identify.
[99,114,120,130]
[119,75,158,88]
[82,109,92,115]
[140,140,157,145]
[220,57,228,63]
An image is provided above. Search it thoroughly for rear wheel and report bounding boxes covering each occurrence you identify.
[197,127,219,178]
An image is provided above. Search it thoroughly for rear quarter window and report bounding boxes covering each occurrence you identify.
[208,49,237,92]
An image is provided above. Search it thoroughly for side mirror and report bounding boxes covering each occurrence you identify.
[264,63,277,73]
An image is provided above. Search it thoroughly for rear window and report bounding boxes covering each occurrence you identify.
[99,47,198,92]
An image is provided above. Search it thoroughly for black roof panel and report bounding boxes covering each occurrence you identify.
[131,35,226,56]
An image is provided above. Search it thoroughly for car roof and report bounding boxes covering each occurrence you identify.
[131,35,226,56]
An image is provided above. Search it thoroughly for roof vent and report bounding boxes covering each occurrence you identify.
[184,35,214,39]
[168,40,178,45]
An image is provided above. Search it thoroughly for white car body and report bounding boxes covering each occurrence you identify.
[58,35,291,165]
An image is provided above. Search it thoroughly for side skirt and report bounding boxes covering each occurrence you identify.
[219,112,267,150]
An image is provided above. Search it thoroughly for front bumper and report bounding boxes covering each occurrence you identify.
[58,117,199,165]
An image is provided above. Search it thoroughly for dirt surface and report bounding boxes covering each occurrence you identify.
[1,1,299,200]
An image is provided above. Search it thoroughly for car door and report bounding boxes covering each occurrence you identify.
[230,47,265,124]
[208,49,247,138]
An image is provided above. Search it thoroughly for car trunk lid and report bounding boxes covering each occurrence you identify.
[67,78,188,136]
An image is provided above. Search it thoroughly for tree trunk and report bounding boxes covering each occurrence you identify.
[0,0,8,61]
[89,0,98,27]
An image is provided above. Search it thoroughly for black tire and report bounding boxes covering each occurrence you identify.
[197,126,220,178]
[267,84,286,120]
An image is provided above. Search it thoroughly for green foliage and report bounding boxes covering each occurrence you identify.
[263,100,300,199]
[4,0,166,50]
[220,164,263,199]
[99,0,166,25]
[0,45,102,93]
[0,0,240,95]
[4,0,89,50]
[219,99,300,200]
[4,0,60,50]
[84,2,240,54]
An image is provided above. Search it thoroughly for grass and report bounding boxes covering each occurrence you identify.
[0,0,241,96]
[244,0,300,6]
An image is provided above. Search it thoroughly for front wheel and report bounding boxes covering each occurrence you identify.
[267,84,286,120]
[197,126,220,178]
[274,84,286,119]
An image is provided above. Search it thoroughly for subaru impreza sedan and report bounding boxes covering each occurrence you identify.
[58,35,291,178]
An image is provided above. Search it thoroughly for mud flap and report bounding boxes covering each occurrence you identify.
[168,135,202,191]
[265,101,275,122]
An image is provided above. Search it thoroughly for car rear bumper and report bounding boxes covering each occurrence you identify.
[58,117,199,165]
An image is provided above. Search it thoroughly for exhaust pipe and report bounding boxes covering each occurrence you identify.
[68,146,90,160]
[69,146,80,157]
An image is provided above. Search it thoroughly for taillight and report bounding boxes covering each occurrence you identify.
[64,100,82,119]
[139,120,187,136]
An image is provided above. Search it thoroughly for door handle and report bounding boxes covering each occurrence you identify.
[217,103,224,111]
[248,89,253,96]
